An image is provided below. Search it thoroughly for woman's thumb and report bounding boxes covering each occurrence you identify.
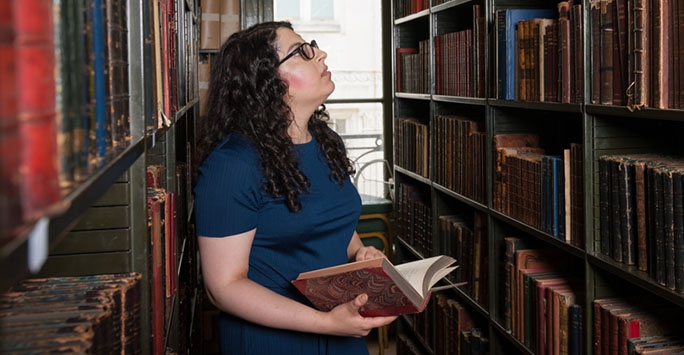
[353,293,369,309]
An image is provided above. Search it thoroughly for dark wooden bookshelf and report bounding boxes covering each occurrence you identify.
[391,0,684,354]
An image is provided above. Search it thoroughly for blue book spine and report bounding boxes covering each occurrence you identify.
[498,8,556,100]
[92,0,107,163]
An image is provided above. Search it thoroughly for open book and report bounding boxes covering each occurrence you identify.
[292,255,459,317]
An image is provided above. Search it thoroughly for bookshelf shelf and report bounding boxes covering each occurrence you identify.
[588,253,684,309]
[433,95,487,105]
[391,0,684,353]
[488,99,583,113]
[0,137,146,292]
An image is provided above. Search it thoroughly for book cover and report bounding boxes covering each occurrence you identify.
[292,255,458,317]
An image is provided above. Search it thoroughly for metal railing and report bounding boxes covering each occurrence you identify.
[340,133,393,200]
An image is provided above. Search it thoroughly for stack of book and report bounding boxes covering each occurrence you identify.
[0,273,141,353]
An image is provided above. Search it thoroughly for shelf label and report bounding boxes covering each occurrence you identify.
[27,217,49,273]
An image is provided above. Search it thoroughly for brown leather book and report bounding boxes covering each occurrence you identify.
[600,0,615,104]
[631,0,650,108]
[651,0,671,108]
[559,1,572,103]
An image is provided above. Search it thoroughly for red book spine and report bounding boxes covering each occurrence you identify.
[0,1,23,239]
[13,0,61,222]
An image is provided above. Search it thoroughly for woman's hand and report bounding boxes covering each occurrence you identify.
[353,245,386,261]
[347,231,386,261]
[322,293,397,337]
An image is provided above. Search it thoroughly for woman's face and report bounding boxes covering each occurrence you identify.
[276,27,335,108]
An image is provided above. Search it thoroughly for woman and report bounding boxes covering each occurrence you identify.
[193,21,396,354]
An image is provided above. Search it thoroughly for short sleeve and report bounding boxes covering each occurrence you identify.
[193,143,263,237]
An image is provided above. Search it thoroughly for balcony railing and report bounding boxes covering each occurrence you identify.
[340,133,392,200]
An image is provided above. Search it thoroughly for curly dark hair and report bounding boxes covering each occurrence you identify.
[194,21,355,213]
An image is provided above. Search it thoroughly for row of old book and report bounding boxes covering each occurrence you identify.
[493,133,586,248]
[590,0,684,110]
[438,212,489,309]
[0,0,132,242]
[433,5,486,98]
[593,296,684,355]
[396,182,433,258]
[0,0,197,243]
[146,161,198,355]
[0,273,142,354]
[496,1,584,103]
[398,0,684,110]
[433,114,487,204]
[393,0,429,19]
[394,117,429,179]
[598,154,684,294]
[395,40,430,95]
[503,241,584,355]
[400,292,489,355]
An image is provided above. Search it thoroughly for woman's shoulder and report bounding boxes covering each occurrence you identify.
[210,133,258,160]
[200,133,260,174]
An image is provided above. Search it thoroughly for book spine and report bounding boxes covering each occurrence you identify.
[619,158,637,265]
[631,0,649,108]
[15,0,62,222]
[571,4,584,104]
[612,0,628,106]
[91,0,107,163]
[0,0,23,239]
[651,0,671,108]
[600,0,615,104]
[634,160,649,271]
[663,167,676,290]
[559,2,572,103]
[591,0,602,103]
[673,168,684,293]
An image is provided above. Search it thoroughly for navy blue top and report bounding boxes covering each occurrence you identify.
[194,133,368,354]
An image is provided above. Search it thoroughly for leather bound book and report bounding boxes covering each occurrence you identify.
[675,0,684,109]
[612,0,628,106]
[633,158,650,272]
[0,1,22,241]
[618,157,637,265]
[600,0,615,104]
[673,166,684,293]
[653,164,667,285]
[608,156,623,263]
[14,0,62,222]
[558,1,572,103]
[631,0,650,108]
[651,0,671,109]
[570,143,585,248]
[599,156,613,256]
[105,0,130,150]
[293,256,458,317]
[591,0,602,103]
[474,4,486,98]
[571,3,584,104]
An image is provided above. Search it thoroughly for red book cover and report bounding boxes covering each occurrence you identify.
[14,0,61,222]
[292,255,457,317]
[147,195,164,355]
[0,1,22,240]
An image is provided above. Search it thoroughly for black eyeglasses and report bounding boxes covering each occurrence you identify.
[279,40,319,65]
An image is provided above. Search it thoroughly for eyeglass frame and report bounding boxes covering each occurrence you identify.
[278,40,319,65]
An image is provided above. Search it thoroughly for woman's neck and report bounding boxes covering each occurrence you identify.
[288,124,312,144]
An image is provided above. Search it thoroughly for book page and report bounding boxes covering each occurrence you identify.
[394,255,456,298]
